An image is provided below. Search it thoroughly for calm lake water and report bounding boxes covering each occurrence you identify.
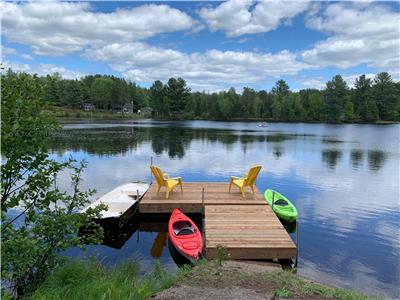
[53,120,399,298]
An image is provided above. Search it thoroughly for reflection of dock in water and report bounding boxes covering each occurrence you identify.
[93,216,172,259]
[96,217,140,249]
[150,232,168,258]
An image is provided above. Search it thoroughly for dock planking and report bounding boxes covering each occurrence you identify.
[139,182,297,260]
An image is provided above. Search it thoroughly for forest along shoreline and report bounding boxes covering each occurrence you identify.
[27,67,399,124]
[55,111,400,125]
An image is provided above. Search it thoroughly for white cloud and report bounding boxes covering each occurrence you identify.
[199,0,309,36]
[300,73,382,90]
[1,60,31,73]
[21,53,33,60]
[1,1,196,56]
[35,64,85,79]
[303,3,400,70]
[299,78,326,90]
[1,46,33,61]
[2,1,398,91]
[342,73,376,88]
[1,46,18,58]
[1,60,84,79]
[85,42,306,91]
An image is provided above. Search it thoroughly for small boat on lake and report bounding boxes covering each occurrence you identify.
[258,122,268,127]
[264,189,298,222]
[81,182,149,228]
[168,208,203,262]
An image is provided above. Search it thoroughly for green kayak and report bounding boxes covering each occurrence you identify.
[264,189,298,222]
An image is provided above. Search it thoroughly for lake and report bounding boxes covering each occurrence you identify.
[54,120,399,298]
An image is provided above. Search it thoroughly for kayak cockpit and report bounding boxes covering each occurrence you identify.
[173,221,195,236]
[274,199,289,206]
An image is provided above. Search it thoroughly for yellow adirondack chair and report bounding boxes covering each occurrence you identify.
[229,166,262,197]
[150,165,183,199]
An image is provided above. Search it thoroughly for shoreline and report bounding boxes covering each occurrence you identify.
[52,106,399,125]
[155,260,382,300]
[29,259,382,299]
[56,115,399,125]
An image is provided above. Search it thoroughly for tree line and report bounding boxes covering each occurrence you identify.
[148,73,399,123]
[9,69,400,122]
[40,73,148,110]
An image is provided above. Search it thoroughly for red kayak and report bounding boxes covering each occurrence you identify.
[168,208,203,261]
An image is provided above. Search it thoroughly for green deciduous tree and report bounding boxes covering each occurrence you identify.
[217,92,234,120]
[308,92,325,121]
[90,77,114,109]
[271,98,282,120]
[1,71,105,297]
[42,73,62,105]
[258,90,272,118]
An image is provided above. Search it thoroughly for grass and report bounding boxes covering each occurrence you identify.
[51,107,146,120]
[27,259,190,300]
[26,259,384,300]
[180,260,382,300]
[264,270,381,300]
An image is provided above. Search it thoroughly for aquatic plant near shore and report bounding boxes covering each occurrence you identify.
[28,259,191,300]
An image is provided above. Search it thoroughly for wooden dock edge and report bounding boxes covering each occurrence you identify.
[206,247,297,260]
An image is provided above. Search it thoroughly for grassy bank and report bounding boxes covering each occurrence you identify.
[26,259,381,300]
[27,259,189,300]
[157,260,380,300]
[51,107,147,120]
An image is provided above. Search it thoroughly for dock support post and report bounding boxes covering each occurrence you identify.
[201,187,206,255]
[150,156,153,184]
[202,187,205,209]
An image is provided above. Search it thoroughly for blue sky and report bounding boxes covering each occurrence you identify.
[1,1,399,92]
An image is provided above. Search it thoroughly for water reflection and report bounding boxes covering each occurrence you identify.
[50,128,314,161]
[50,127,390,174]
[70,212,203,272]
[273,145,283,159]
[55,121,399,298]
[367,150,387,172]
[322,150,342,169]
[350,149,364,170]
[150,232,168,258]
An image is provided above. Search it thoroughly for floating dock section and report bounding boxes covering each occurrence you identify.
[139,182,297,260]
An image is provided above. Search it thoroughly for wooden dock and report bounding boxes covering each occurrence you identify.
[139,182,297,260]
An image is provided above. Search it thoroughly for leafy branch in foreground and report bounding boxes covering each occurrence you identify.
[1,70,106,298]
